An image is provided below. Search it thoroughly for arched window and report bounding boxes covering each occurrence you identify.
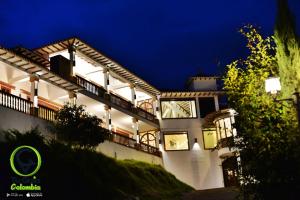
[140,132,156,147]
[138,102,154,114]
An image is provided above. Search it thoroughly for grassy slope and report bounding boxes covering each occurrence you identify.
[0,132,193,200]
[42,143,193,199]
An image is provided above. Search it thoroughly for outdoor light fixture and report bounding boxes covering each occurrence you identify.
[265,76,300,131]
[159,139,162,144]
[192,137,201,151]
[265,77,281,94]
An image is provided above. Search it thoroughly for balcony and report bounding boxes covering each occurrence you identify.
[0,90,56,122]
[0,89,161,157]
[110,131,161,157]
[75,75,159,126]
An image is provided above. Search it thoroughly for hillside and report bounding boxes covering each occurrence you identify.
[0,129,193,199]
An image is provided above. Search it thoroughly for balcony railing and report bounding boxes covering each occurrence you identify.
[38,105,56,122]
[0,90,32,114]
[110,131,161,157]
[76,75,106,98]
[0,90,56,122]
[138,142,161,157]
[75,76,158,124]
[110,131,136,148]
[110,92,132,110]
[135,107,156,121]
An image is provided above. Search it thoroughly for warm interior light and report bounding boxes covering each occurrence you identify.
[203,128,217,149]
[265,77,281,94]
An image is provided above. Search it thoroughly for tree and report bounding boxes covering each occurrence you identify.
[274,0,300,99]
[223,25,300,199]
[52,103,109,148]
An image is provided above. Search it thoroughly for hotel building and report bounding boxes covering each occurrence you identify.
[0,38,238,190]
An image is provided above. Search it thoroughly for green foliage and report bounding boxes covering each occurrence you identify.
[2,127,45,147]
[274,0,300,99]
[223,25,300,199]
[52,103,109,148]
[0,129,192,199]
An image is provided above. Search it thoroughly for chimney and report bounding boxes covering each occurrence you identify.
[50,55,72,80]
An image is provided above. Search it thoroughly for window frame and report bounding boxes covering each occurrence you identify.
[215,116,235,140]
[160,98,198,120]
[202,128,218,150]
[163,131,190,151]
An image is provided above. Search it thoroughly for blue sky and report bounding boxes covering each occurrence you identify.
[0,0,299,89]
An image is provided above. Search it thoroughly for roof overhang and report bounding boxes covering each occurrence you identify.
[190,76,219,80]
[0,47,82,91]
[33,37,160,96]
[160,91,224,98]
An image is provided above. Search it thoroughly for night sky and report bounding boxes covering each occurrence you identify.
[0,0,300,90]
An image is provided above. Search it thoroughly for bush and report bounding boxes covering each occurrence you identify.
[52,103,109,148]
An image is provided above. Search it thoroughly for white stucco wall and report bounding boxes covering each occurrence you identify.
[0,106,52,139]
[189,79,217,91]
[0,107,163,166]
[159,118,224,190]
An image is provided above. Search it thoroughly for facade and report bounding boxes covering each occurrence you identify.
[0,38,238,190]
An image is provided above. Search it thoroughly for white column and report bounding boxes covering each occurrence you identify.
[105,105,112,132]
[132,117,139,143]
[195,97,201,119]
[30,74,39,115]
[103,68,110,93]
[68,91,77,105]
[214,95,220,111]
[68,45,76,76]
[153,97,158,115]
[155,130,160,148]
[156,95,161,119]
[130,84,137,107]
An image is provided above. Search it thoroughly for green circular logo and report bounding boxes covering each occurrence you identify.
[10,145,42,177]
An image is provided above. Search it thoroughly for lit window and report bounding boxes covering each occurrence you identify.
[202,128,217,149]
[161,99,197,119]
[219,119,226,139]
[224,117,232,137]
[163,132,189,151]
[214,114,236,140]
